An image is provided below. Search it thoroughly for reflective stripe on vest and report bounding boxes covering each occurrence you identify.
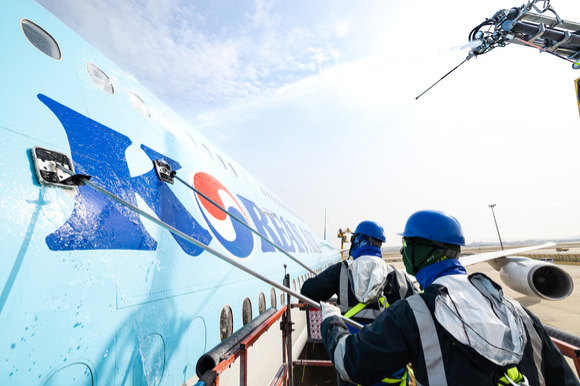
[407,295,448,386]
[506,299,544,385]
[338,262,350,313]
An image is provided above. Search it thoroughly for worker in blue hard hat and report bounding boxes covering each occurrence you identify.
[319,210,579,386]
[301,220,417,386]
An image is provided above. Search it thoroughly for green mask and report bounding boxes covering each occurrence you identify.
[401,238,453,276]
[401,238,415,275]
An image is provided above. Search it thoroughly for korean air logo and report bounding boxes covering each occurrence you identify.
[193,172,254,258]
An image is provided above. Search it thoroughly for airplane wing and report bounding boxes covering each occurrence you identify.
[459,242,574,301]
[460,242,556,267]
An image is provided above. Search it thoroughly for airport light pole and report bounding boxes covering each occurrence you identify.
[488,204,504,250]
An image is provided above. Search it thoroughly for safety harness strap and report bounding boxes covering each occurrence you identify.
[407,295,448,386]
[344,297,387,319]
[498,366,528,386]
[396,270,410,301]
[343,302,367,319]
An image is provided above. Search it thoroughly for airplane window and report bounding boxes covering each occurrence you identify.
[242,298,252,326]
[216,155,227,170]
[201,144,213,160]
[129,92,150,118]
[258,292,266,314]
[85,62,114,94]
[227,163,238,177]
[270,288,277,309]
[219,305,233,342]
[280,293,286,306]
[21,19,61,60]
[292,279,296,291]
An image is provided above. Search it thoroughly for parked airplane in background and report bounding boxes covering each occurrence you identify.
[0,1,573,385]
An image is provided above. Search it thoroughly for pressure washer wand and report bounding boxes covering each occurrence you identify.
[55,164,363,330]
[153,159,316,275]
[172,173,317,275]
[415,55,472,100]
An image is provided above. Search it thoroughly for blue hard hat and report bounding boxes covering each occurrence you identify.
[354,220,386,242]
[399,210,465,246]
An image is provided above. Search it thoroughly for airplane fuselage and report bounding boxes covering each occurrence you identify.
[0,1,339,385]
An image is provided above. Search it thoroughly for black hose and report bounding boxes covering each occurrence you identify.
[469,20,493,42]
[196,307,278,377]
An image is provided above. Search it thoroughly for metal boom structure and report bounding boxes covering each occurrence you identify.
[468,0,580,66]
[417,0,580,99]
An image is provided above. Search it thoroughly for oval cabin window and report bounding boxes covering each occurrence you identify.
[242,298,252,326]
[86,62,114,94]
[21,19,61,60]
[270,288,277,309]
[258,292,266,314]
[219,305,233,342]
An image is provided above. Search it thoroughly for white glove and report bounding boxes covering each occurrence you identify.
[320,302,341,321]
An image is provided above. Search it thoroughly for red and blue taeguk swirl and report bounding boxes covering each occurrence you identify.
[193,172,254,258]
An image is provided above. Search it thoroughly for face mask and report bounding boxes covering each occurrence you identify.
[401,238,416,275]
[349,234,369,257]
[401,238,445,275]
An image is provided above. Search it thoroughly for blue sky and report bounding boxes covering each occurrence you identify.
[37,0,580,247]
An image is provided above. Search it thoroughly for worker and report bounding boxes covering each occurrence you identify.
[301,220,417,385]
[320,210,580,386]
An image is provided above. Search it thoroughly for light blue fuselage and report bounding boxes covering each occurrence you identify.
[0,1,339,384]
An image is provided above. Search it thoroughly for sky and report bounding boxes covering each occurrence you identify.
[37,0,580,248]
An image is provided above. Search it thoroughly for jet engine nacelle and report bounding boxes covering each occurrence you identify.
[499,256,574,301]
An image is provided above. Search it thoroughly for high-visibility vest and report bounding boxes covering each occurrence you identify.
[406,295,540,386]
